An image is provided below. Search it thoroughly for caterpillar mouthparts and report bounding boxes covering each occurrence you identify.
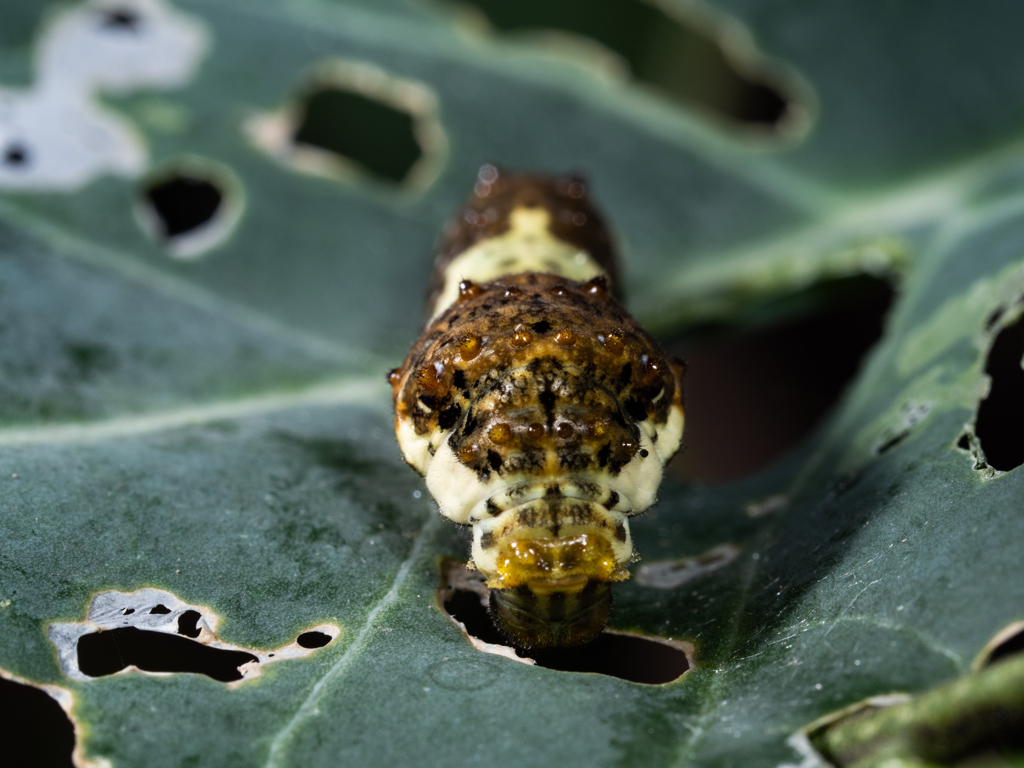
[391,167,684,648]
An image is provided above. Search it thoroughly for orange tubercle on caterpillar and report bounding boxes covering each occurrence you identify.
[458,334,482,361]
[554,329,576,346]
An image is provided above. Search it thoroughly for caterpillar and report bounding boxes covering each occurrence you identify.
[390,167,685,648]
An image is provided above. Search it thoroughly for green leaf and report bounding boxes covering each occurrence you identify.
[2,1,1024,766]
[808,652,1024,767]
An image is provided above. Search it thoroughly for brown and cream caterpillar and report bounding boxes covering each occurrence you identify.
[390,167,685,648]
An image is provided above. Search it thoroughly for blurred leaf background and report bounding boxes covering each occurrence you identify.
[2,0,1024,766]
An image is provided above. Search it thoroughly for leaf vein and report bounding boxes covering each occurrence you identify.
[264,516,437,768]
[0,375,385,446]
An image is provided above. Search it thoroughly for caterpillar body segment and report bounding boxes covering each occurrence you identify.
[391,169,684,647]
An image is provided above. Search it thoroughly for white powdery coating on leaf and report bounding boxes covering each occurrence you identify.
[636,543,741,589]
[0,0,208,190]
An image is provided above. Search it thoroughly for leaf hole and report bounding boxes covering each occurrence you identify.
[974,314,1024,471]
[145,175,222,238]
[50,590,341,684]
[875,433,907,455]
[100,6,141,32]
[246,61,446,191]
[443,0,805,133]
[2,142,30,168]
[976,621,1024,669]
[986,306,1005,331]
[76,627,257,683]
[438,561,691,684]
[668,275,895,482]
[525,631,690,684]
[296,631,333,649]
[808,657,1024,768]
[810,622,1024,762]
[0,675,74,768]
[176,609,202,638]
[294,88,421,184]
[872,402,933,457]
[135,159,243,260]
[985,628,1024,668]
